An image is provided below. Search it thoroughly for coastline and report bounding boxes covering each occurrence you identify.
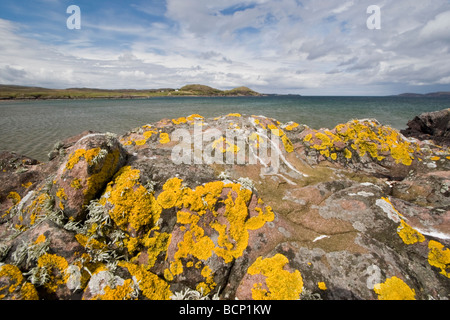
[0,84,263,101]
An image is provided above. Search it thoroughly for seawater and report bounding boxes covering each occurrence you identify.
[1,96,449,161]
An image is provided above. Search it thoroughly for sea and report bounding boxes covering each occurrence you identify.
[1,96,449,162]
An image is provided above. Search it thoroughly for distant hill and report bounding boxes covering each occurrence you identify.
[0,84,261,100]
[397,92,450,98]
[176,84,260,96]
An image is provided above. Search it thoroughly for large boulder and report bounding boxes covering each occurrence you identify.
[401,108,450,147]
[1,111,449,300]
[51,132,128,221]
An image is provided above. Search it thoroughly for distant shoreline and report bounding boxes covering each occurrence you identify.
[1,83,449,100]
[0,84,263,101]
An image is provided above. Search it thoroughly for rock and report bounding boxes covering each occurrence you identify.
[401,108,450,147]
[1,111,449,300]
[51,132,128,221]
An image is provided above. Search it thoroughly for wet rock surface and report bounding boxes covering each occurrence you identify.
[0,111,449,300]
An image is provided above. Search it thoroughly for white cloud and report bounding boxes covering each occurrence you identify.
[1,1,450,94]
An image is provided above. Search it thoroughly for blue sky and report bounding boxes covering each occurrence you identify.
[1,0,450,95]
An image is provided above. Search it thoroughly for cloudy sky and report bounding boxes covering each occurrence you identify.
[0,0,449,95]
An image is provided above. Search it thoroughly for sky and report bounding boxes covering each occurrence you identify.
[0,0,450,95]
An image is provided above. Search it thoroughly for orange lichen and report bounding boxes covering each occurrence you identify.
[7,191,21,205]
[36,253,69,293]
[226,113,242,117]
[103,166,161,233]
[427,240,450,278]
[397,220,425,245]
[56,188,67,210]
[70,178,83,190]
[186,114,204,122]
[247,254,303,300]
[212,137,240,154]
[157,178,274,283]
[285,122,299,131]
[159,132,171,144]
[318,282,327,290]
[22,182,33,189]
[119,261,172,300]
[84,149,121,204]
[24,192,51,226]
[0,264,39,300]
[65,148,101,171]
[93,279,137,300]
[172,117,187,125]
[304,120,417,165]
[373,276,416,300]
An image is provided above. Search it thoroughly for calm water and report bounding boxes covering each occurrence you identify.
[1,96,449,161]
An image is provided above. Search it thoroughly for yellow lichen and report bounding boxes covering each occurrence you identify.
[0,264,38,300]
[304,120,417,165]
[247,254,303,300]
[70,178,83,190]
[142,231,172,268]
[65,149,86,170]
[84,149,121,204]
[304,134,312,142]
[157,178,274,281]
[36,253,69,293]
[22,182,33,189]
[75,234,107,250]
[65,148,101,171]
[212,137,240,154]
[134,139,147,146]
[103,166,162,233]
[373,276,416,300]
[427,240,450,278]
[397,220,425,245]
[226,113,242,117]
[285,122,299,131]
[56,188,67,210]
[119,261,172,300]
[172,117,187,125]
[159,132,171,144]
[34,234,46,245]
[24,192,51,226]
[186,114,204,122]
[318,282,327,290]
[196,265,216,295]
[93,279,136,300]
[7,191,21,205]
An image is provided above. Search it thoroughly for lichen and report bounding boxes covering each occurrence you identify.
[373,276,416,300]
[172,117,187,125]
[93,278,138,300]
[159,132,171,144]
[102,166,161,234]
[65,148,102,171]
[157,178,274,287]
[284,122,299,131]
[303,120,417,165]
[35,253,69,293]
[84,149,121,204]
[318,282,327,290]
[226,113,242,118]
[397,220,425,245]
[247,254,303,300]
[119,261,172,300]
[56,188,67,210]
[70,178,83,190]
[212,137,240,154]
[0,264,38,300]
[427,240,450,278]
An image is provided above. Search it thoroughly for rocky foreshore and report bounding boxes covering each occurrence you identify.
[0,109,449,300]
